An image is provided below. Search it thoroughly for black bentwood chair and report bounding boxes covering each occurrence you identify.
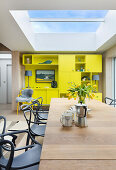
[105,97,116,107]
[21,103,46,146]
[32,97,48,122]
[0,116,42,170]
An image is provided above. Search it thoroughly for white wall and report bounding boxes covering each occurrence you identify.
[35,33,96,51]
[0,54,12,104]
[96,11,116,50]
[10,10,37,50]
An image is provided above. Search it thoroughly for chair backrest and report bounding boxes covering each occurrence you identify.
[21,89,33,98]
[0,116,6,135]
[105,97,116,107]
[0,116,14,170]
[0,139,14,170]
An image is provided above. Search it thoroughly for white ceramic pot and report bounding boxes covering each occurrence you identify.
[60,112,73,127]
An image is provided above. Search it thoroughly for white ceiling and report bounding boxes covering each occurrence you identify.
[0,0,116,52]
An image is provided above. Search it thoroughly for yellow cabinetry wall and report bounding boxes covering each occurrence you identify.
[23,54,102,103]
[93,93,102,102]
[47,89,59,104]
[59,55,75,71]
[33,89,47,104]
[59,71,81,93]
[28,88,59,104]
[25,65,58,89]
[86,55,102,72]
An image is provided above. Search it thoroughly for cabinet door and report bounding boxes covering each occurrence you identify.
[59,71,81,93]
[47,89,59,104]
[59,55,75,71]
[93,93,102,102]
[33,89,47,104]
[86,55,102,72]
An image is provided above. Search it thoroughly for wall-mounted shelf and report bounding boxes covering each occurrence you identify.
[23,54,58,65]
[22,53,102,103]
[75,62,86,64]
[23,55,32,64]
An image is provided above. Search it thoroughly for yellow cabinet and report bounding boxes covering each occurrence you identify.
[86,55,102,72]
[59,55,75,71]
[59,71,81,93]
[32,88,59,105]
[33,89,47,104]
[47,89,59,104]
[93,93,102,102]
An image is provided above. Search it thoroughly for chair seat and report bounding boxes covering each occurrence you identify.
[21,164,39,170]
[0,144,41,169]
[16,97,32,103]
[31,124,46,136]
[38,113,48,120]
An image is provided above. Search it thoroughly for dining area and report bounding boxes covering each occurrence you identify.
[39,98,116,170]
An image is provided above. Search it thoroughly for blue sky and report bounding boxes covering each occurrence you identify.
[28,10,108,33]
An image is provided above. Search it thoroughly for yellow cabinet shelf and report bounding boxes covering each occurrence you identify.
[23,54,58,65]
[22,53,102,103]
[75,62,86,64]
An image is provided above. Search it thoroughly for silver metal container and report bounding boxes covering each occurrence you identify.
[75,103,88,128]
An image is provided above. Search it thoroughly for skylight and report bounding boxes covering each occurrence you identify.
[28,10,108,33]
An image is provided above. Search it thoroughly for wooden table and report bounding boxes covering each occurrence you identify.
[39,98,116,170]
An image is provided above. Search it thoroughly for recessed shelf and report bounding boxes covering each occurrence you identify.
[75,62,86,64]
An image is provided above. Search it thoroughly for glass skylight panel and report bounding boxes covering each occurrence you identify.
[28,10,108,33]
[28,10,108,19]
[30,22,101,33]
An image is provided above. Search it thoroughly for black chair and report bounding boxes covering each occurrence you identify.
[21,104,46,146]
[0,116,17,147]
[32,97,48,121]
[0,116,42,170]
[105,97,116,107]
[0,131,41,170]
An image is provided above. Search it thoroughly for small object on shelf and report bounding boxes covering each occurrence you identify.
[39,60,52,64]
[81,76,90,81]
[78,58,81,62]
[51,81,57,88]
[26,58,30,64]
[80,66,83,72]
[82,78,86,81]
[76,69,80,72]
[25,56,32,64]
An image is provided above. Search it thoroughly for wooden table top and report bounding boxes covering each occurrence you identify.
[39,98,116,170]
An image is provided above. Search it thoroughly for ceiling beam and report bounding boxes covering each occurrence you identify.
[30,18,105,22]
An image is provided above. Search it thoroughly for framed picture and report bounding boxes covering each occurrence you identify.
[36,70,55,82]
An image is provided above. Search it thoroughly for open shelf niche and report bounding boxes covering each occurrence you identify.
[75,55,86,72]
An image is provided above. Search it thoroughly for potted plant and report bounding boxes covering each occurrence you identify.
[67,83,96,104]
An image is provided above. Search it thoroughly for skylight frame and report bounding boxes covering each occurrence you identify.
[30,18,105,22]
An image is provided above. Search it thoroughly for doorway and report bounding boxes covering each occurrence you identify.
[0,54,12,104]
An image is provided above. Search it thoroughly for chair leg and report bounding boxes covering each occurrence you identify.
[17,102,19,115]
[25,133,30,151]
[31,101,33,110]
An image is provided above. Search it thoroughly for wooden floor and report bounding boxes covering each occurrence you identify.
[0,104,25,121]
